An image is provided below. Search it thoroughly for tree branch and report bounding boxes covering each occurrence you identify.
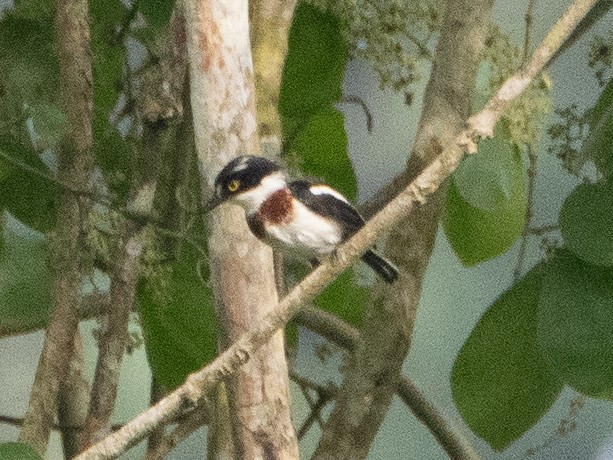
[58,333,91,457]
[249,0,297,146]
[466,0,600,145]
[143,409,208,460]
[73,0,598,458]
[81,220,150,446]
[19,0,94,454]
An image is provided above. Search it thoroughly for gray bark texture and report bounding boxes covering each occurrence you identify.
[184,0,299,458]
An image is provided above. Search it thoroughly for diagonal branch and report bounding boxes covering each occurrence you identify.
[74,0,598,458]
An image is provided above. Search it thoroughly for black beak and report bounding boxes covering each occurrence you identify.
[203,195,224,213]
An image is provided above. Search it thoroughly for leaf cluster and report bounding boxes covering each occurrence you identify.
[451,40,613,449]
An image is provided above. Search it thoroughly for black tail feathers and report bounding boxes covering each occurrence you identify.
[361,250,399,284]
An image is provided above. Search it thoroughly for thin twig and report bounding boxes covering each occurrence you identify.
[297,397,328,440]
[513,146,538,282]
[291,372,334,437]
[523,0,537,65]
[74,1,598,458]
[290,371,334,438]
[0,415,123,433]
[529,224,558,235]
[338,96,374,132]
[143,409,208,460]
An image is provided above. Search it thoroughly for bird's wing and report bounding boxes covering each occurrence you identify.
[289,180,364,238]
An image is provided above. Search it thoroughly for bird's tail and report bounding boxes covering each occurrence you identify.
[361,250,399,284]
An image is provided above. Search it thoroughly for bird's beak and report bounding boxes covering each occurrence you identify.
[203,195,224,213]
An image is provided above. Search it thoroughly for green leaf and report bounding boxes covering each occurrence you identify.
[279,3,348,118]
[452,266,563,451]
[581,102,613,178]
[0,14,58,111]
[0,217,52,338]
[452,129,515,212]
[560,181,613,266]
[581,71,613,178]
[90,0,131,200]
[91,0,125,115]
[29,102,68,150]
[291,107,356,200]
[586,75,613,127]
[0,442,42,460]
[14,0,55,21]
[443,144,527,266]
[138,244,218,390]
[538,250,613,399]
[0,138,57,232]
[140,0,175,29]
[315,269,368,328]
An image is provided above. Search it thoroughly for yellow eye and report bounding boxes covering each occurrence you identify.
[227,179,240,192]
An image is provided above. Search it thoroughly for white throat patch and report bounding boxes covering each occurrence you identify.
[234,172,287,215]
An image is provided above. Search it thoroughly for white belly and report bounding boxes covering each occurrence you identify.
[264,201,342,257]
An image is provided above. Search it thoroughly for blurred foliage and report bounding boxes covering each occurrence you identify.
[559,181,613,266]
[138,236,218,390]
[291,107,356,200]
[444,142,527,266]
[549,34,613,179]
[538,250,613,399]
[452,266,563,451]
[280,3,348,128]
[139,0,175,30]
[0,137,57,232]
[482,26,552,147]
[452,22,613,452]
[453,126,517,212]
[306,0,442,94]
[0,442,42,460]
[315,269,368,328]
[0,216,51,342]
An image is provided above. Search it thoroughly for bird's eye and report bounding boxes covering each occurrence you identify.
[227,179,240,192]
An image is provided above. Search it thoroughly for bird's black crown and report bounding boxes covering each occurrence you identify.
[213,155,282,202]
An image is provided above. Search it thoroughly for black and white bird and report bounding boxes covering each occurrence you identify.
[206,155,398,284]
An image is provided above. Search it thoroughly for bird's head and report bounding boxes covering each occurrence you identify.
[205,155,287,215]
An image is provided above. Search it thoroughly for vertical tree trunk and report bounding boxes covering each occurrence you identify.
[19,0,93,454]
[58,334,90,458]
[183,1,299,458]
[249,0,298,149]
[313,1,494,458]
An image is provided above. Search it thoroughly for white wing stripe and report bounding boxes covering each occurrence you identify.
[308,184,350,204]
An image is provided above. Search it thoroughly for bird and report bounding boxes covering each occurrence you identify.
[205,155,399,284]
